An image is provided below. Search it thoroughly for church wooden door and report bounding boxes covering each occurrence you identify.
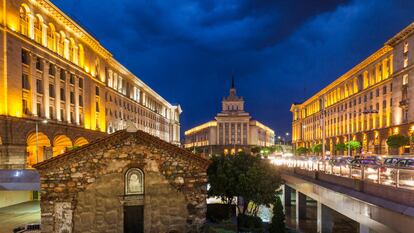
[124,205,144,233]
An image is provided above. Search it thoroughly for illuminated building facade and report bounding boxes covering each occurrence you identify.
[185,78,274,155]
[291,22,414,155]
[0,0,181,169]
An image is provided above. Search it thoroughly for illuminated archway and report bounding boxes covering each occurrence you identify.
[27,132,51,167]
[19,4,31,37]
[47,23,56,51]
[53,135,72,156]
[34,14,43,44]
[73,137,88,147]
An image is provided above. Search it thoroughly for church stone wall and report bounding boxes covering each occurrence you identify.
[36,131,209,233]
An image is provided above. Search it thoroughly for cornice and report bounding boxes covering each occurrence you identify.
[31,0,112,59]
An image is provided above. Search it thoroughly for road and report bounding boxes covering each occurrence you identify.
[0,201,40,233]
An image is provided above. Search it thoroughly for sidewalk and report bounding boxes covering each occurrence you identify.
[0,201,40,233]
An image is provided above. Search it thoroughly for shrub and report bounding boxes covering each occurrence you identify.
[269,196,285,233]
[237,214,263,232]
[206,204,236,223]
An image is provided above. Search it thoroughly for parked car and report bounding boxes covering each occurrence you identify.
[395,159,414,168]
[383,158,401,167]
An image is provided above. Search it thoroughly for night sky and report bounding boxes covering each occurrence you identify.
[53,0,414,138]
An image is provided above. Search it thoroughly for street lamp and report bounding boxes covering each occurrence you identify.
[285,132,289,145]
[35,119,48,164]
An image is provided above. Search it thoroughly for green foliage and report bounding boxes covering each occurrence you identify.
[207,204,236,223]
[250,146,262,154]
[207,153,282,218]
[334,143,346,152]
[237,214,263,232]
[207,155,239,206]
[312,144,322,153]
[269,195,286,233]
[346,140,361,151]
[386,134,409,149]
[295,147,308,155]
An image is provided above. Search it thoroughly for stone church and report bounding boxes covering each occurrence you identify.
[34,128,210,233]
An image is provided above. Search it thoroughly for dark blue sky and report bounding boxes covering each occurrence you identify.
[53,0,414,137]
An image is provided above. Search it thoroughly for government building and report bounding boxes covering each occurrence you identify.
[0,0,181,170]
[291,22,414,156]
[184,78,275,155]
[0,0,181,208]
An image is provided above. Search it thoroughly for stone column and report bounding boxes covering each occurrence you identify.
[43,61,50,119]
[317,202,333,233]
[283,184,292,207]
[296,191,307,222]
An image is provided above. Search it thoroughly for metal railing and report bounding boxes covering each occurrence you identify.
[271,157,414,190]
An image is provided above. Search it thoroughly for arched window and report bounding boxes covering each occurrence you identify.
[58,31,65,57]
[34,15,43,44]
[69,38,77,64]
[47,23,56,51]
[78,44,84,68]
[19,5,30,37]
[125,168,144,195]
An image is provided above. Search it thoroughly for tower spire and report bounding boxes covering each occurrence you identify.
[231,75,235,89]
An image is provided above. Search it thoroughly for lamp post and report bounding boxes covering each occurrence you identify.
[285,132,289,145]
[35,119,48,164]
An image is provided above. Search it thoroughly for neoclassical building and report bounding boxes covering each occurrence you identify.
[184,78,275,155]
[291,21,414,155]
[0,0,181,170]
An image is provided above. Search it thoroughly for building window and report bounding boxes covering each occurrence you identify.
[36,79,43,94]
[22,50,30,65]
[404,41,409,53]
[403,74,409,85]
[22,74,30,90]
[125,168,144,195]
[36,57,43,71]
[96,102,100,112]
[22,99,29,115]
[60,88,65,101]
[36,103,42,117]
[60,108,65,121]
[70,92,75,104]
[19,6,29,36]
[79,78,83,89]
[49,106,54,119]
[49,84,55,98]
[60,69,66,81]
[79,96,83,107]
[95,86,100,96]
[383,86,387,95]
[69,74,75,85]
[49,64,56,76]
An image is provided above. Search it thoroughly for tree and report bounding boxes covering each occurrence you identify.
[346,140,361,155]
[236,153,282,216]
[251,146,262,154]
[312,144,322,154]
[335,143,346,153]
[387,134,409,154]
[207,155,239,209]
[207,153,282,217]
[269,195,285,233]
[295,147,308,155]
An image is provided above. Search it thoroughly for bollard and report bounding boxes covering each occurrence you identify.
[361,165,365,180]
[377,167,381,184]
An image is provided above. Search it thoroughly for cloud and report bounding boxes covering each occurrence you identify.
[51,0,414,136]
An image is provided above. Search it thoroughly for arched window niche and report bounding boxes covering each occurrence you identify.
[125,168,144,195]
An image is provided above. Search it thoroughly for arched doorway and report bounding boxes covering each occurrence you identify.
[27,132,51,167]
[73,137,88,147]
[53,135,72,156]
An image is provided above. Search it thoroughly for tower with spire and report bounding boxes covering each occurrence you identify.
[221,76,246,114]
